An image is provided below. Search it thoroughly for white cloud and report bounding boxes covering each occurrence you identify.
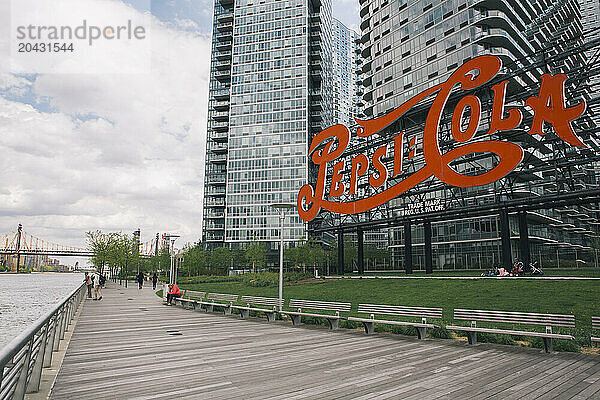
[0,0,210,264]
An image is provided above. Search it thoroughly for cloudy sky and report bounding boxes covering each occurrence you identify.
[0,0,359,266]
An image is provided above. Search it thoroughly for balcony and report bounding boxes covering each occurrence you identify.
[216,21,233,32]
[206,175,226,186]
[209,154,227,164]
[210,131,228,142]
[211,121,228,132]
[217,13,234,24]
[309,50,321,61]
[215,50,232,61]
[215,41,232,51]
[212,111,229,122]
[310,101,323,110]
[310,121,322,132]
[205,223,225,230]
[310,60,322,70]
[212,89,230,101]
[309,90,322,100]
[206,187,226,196]
[206,233,224,242]
[310,111,322,121]
[215,60,230,70]
[310,69,322,82]
[205,198,225,207]
[214,70,231,81]
[215,31,233,41]
[210,145,228,154]
[213,100,230,111]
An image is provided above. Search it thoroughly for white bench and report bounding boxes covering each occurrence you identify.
[446,308,575,353]
[197,293,238,315]
[348,304,442,339]
[174,290,206,310]
[232,296,283,322]
[279,299,351,330]
[592,316,600,343]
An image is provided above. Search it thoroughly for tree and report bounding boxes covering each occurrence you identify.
[211,247,232,274]
[86,230,113,274]
[246,238,266,272]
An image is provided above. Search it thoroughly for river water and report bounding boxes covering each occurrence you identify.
[0,273,83,348]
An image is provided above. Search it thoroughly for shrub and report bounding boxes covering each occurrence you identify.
[529,337,581,353]
[429,327,452,339]
[476,332,516,346]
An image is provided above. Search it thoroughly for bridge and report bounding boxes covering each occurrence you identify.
[0,224,162,272]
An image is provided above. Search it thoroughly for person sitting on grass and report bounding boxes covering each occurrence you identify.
[166,284,181,305]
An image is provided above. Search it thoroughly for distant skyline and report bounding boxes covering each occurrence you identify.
[0,0,360,267]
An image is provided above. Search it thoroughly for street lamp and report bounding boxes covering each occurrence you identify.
[271,203,295,311]
[163,234,180,284]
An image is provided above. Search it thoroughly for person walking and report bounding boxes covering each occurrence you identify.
[137,271,144,289]
[152,273,158,290]
[84,272,93,299]
[93,271,102,300]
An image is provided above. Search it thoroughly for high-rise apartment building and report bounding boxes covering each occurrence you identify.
[353,0,597,269]
[332,19,360,126]
[203,0,335,249]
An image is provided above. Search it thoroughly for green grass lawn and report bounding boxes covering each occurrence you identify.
[349,268,600,278]
[179,277,600,351]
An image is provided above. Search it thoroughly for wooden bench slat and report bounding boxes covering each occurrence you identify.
[207,293,238,302]
[348,316,437,329]
[455,309,575,320]
[454,315,575,327]
[181,290,205,299]
[240,295,283,307]
[360,304,442,312]
[289,299,351,312]
[447,325,574,340]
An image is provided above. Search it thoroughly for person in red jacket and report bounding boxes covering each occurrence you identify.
[166,284,181,305]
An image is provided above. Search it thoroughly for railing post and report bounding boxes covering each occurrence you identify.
[44,315,57,367]
[59,304,67,340]
[27,322,49,393]
[53,308,62,351]
[13,337,33,400]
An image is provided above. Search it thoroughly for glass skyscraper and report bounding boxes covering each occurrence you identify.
[203,0,338,249]
[352,0,597,270]
[332,19,360,126]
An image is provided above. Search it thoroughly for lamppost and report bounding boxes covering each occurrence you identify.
[163,234,180,284]
[271,203,295,311]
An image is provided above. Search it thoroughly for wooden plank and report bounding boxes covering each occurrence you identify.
[49,283,600,400]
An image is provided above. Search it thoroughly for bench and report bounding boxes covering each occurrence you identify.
[174,290,206,310]
[279,299,351,330]
[196,293,239,315]
[446,308,575,353]
[592,316,600,343]
[348,304,442,339]
[232,296,283,322]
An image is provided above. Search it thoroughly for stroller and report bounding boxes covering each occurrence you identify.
[530,261,544,275]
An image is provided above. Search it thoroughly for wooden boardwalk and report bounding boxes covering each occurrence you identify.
[50,283,600,399]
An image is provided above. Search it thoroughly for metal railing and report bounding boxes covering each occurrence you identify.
[0,283,86,400]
